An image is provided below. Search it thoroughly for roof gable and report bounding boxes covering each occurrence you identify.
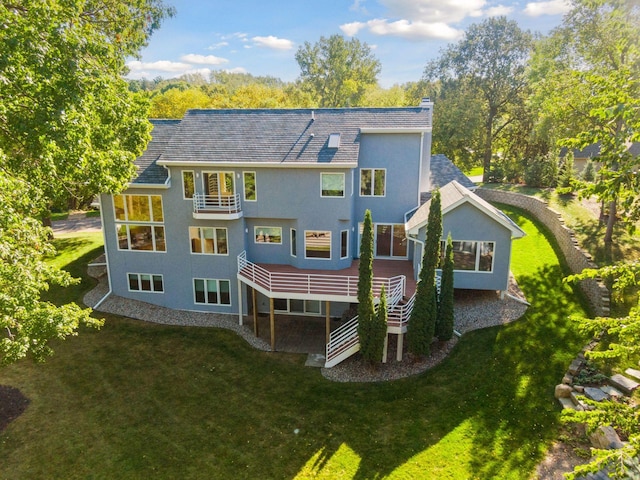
[406,180,525,238]
[132,119,180,185]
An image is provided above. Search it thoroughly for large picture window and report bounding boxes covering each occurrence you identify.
[360,168,385,196]
[194,278,231,305]
[255,226,282,244]
[114,194,166,252]
[442,240,495,272]
[128,273,164,293]
[190,227,228,255]
[321,172,345,197]
[305,231,331,259]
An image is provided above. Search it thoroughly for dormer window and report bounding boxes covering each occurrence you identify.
[328,133,341,148]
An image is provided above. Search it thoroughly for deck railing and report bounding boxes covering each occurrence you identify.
[325,315,360,367]
[193,193,241,214]
[237,251,404,299]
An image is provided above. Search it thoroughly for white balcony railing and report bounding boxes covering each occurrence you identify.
[237,251,405,299]
[193,193,241,215]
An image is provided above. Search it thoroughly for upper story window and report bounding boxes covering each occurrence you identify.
[321,172,345,197]
[182,171,195,199]
[243,172,256,201]
[360,168,386,196]
[190,227,228,255]
[441,240,495,272]
[114,194,165,252]
[255,226,282,244]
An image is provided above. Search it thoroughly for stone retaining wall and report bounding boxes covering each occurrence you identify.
[476,188,610,317]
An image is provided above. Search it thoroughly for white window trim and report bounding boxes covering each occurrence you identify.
[182,170,195,200]
[320,172,345,198]
[254,226,283,245]
[304,230,332,260]
[290,228,297,257]
[359,168,386,197]
[116,224,166,253]
[444,239,496,273]
[340,229,349,259]
[127,273,164,293]
[189,226,229,256]
[243,171,257,202]
[193,278,232,306]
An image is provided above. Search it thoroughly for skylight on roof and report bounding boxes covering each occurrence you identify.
[328,133,341,149]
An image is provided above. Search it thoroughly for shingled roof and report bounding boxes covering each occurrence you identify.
[156,107,431,166]
[132,119,180,184]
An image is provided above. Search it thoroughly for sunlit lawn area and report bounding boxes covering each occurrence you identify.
[0,209,589,479]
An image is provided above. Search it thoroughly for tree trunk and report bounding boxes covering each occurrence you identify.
[604,199,616,260]
[482,110,495,183]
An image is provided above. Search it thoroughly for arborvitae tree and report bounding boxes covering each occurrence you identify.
[558,152,575,189]
[582,158,596,182]
[407,190,442,356]
[357,210,375,357]
[436,234,455,341]
[361,285,388,363]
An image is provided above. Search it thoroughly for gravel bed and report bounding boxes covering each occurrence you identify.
[84,260,528,382]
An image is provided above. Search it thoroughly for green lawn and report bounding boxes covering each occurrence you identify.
[0,210,589,479]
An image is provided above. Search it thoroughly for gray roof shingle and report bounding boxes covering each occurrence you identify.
[157,107,431,166]
[132,119,180,184]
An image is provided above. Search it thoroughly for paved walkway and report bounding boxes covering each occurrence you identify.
[52,211,102,235]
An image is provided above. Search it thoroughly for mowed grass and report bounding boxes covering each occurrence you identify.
[0,211,588,479]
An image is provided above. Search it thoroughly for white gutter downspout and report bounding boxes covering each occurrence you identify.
[93,194,112,309]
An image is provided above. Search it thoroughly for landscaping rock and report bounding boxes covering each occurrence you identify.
[574,385,585,393]
[555,383,574,399]
[599,385,624,399]
[609,374,640,395]
[589,425,624,450]
[557,397,578,410]
[625,368,640,382]
[570,391,590,411]
[584,387,609,402]
[568,358,583,376]
[562,374,574,385]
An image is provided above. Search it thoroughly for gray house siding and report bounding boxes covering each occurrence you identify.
[441,203,514,291]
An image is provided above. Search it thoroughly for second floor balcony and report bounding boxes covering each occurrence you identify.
[193,193,243,220]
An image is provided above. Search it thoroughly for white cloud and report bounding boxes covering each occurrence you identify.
[220,32,248,41]
[252,35,294,50]
[342,18,463,40]
[380,0,486,23]
[125,60,213,79]
[180,54,229,65]
[207,41,229,50]
[225,67,248,74]
[485,4,514,16]
[350,0,369,14]
[524,0,571,17]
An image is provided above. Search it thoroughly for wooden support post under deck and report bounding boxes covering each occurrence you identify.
[382,334,388,363]
[269,297,275,351]
[252,288,258,337]
[396,333,404,362]
[325,301,331,344]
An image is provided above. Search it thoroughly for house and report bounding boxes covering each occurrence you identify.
[98,101,522,366]
[560,142,640,174]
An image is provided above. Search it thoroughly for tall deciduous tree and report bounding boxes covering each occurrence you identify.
[295,34,381,107]
[407,190,442,357]
[532,0,640,248]
[357,210,376,359]
[0,0,174,210]
[424,17,533,182]
[0,0,173,364]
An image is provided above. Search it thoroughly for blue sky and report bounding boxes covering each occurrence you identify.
[127,0,570,87]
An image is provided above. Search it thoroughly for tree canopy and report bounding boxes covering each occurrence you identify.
[295,34,381,107]
[0,0,173,364]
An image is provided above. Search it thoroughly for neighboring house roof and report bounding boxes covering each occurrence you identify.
[560,142,640,159]
[156,107,431,167]
[132,119,180,185]
[429,154,476,191]
[406,180,525,238]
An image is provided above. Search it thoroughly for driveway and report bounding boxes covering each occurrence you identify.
[52,211,102,235]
